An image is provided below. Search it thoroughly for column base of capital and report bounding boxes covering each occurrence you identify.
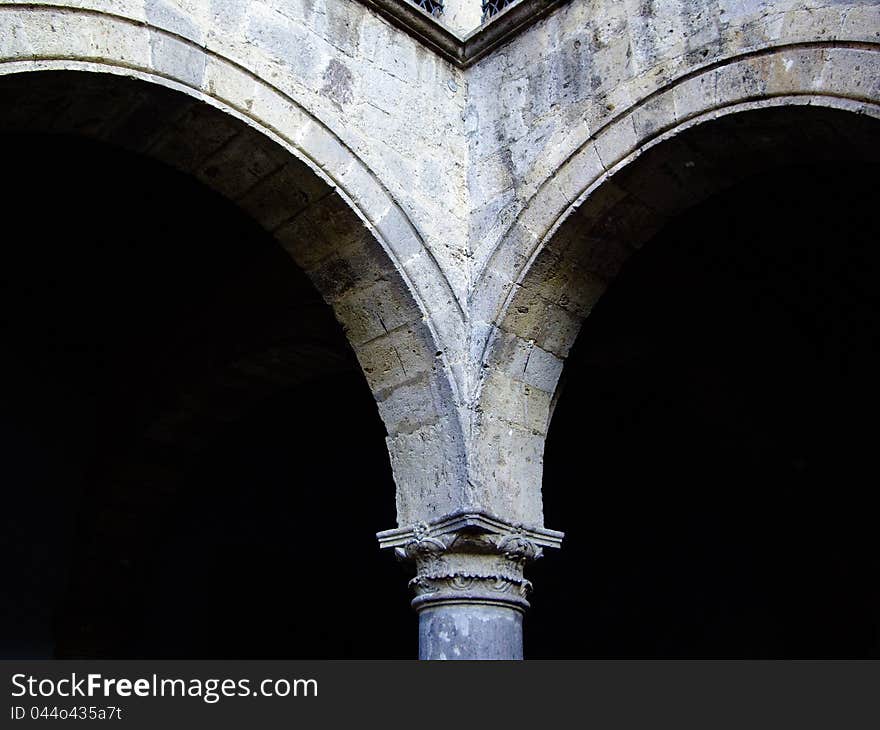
[378,510,563,660]
[410,581,531,614]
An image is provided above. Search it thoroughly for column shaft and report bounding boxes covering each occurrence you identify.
[418,603,523,660]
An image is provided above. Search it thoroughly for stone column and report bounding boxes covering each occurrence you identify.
[378,512,562,660]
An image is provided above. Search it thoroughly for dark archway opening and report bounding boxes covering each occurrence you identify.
[0,132,412,658]
[531,160,880,658]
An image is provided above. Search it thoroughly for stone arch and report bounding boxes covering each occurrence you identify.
[1,128,416,657]
[474,44,880,523]
[0,1,466,524]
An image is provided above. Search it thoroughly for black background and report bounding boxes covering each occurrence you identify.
[530,161,880,658]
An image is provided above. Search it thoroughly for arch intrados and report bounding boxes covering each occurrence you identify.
[0,64,470,524]
[0,68,354,264]
[2,67,459,411]
[519,101,874,327]
[482,102,880,434]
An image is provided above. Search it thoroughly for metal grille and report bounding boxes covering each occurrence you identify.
[482,0,517,21]
[412,0,444,17]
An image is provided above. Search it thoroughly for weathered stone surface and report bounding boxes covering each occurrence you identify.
[2,0,878,659]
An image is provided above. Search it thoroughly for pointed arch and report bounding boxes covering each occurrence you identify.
[474,44,880,521]
[0,1,468,523]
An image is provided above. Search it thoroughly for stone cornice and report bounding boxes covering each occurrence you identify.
[378,511,563,612]
[377,510,564,550]
[355,0,572,68]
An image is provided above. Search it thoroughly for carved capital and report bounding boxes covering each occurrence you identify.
[377,511,563,613]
